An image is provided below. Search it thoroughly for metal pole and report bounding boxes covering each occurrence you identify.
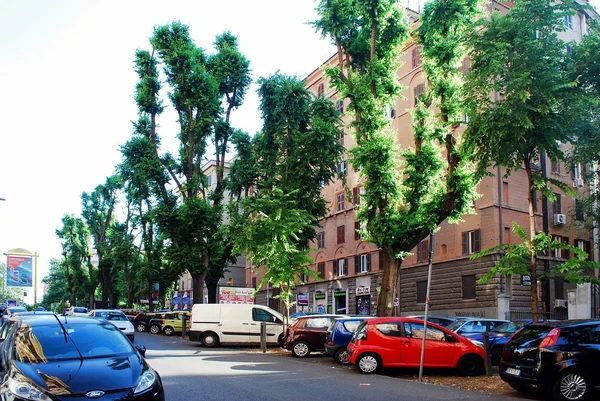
[260,321,267,353]
[34,252,38,310]
[418,229,435,382]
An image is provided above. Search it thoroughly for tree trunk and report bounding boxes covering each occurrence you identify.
[376,246,399,317]
[192,271,206,304]
[527,167,539,322]
[127,281,135,308]
[205,276,219,303]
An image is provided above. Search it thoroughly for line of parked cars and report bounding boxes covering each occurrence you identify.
[133,310,191,336]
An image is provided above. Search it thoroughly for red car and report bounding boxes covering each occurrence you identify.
[347,317,485,376]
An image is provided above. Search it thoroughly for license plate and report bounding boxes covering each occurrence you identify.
[506,367,521,376]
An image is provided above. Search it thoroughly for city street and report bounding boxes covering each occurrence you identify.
[137,333,522,401]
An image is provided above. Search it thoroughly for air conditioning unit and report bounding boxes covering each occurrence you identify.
[573,178,584,188]
[554,299,568,309]
[553,214,566,226]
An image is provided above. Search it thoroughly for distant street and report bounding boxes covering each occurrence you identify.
[137,333,520,401]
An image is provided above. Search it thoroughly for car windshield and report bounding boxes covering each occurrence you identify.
[74,308,88,313]
[96,311,128,321]
[8,307,27,314]
[14,321,133,363]
[445,320,464,331]
[507,326,552,348]
[491,321,525,333]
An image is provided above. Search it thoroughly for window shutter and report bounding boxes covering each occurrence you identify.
[353,187,360,205]
[412,47,417,68]
[355,255,360,274]
[355,221,361,240]
[344,258,348,276]
[585,241,591,259]
[366,254,371,272]
[462,232,468,255]
[563,237,570,259]
[473,230,481,252]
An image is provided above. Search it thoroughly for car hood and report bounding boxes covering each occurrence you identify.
[15,355,143,395]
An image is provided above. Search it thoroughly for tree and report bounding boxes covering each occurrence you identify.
[81,175,122,307]
[126,23,252,304]
[228,73,344,319]
[313,0,480,316]
[40,258,69,311]
[462,0,594,320]
[55,215,92,307]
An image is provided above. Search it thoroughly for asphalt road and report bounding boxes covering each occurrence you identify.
[135,332,522,401]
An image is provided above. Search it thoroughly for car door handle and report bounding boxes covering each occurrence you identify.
[404,341,410,345]
[243,323,249,325]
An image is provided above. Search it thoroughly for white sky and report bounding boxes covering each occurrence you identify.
[1,0,598,303]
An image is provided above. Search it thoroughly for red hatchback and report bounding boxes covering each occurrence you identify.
[347,317,485,376]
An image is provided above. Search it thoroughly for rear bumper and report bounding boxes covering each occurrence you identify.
[324,343,341,356]
[499,361,542,389]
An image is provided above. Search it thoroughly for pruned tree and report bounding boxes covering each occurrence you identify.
[228,73,344,319]
[462,0,595,320]
[313,0,481,316]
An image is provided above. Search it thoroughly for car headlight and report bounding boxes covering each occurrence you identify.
[134,368,157,394]
[8,377,49,401]
[468,339,484,348]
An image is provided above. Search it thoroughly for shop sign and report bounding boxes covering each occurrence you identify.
[334,289,346,297]
[314,293,326,300]
[520,275,532,286]
[356,286,370,296]
[297,293,309,306]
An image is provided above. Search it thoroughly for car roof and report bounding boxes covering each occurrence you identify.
[454,317,507,322]
[523,319,599,329]
[295,314,348,319]
[90,309,124,313]
[334,316,374,322]
[364,317,447,325]
[11,315,100,326]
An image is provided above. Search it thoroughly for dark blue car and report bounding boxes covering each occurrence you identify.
[324,316,373,364]
[462,320,534,365]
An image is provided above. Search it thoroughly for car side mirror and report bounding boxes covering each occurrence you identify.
[445,333,458,342]
[135,345,147,357]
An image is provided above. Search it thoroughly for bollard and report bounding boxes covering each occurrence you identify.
[482,331,491,377]
[261,321,267,353]
[182,314,187,338]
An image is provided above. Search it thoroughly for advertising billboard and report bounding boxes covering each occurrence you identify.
[218,287,254,304]
[6,255,32,288]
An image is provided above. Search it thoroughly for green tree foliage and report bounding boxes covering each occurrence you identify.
[462,0,594,320]
[40,258,69,311]
[122,22,252,304]
[314,0,480,316]
[228,73,344,318]
[55,215,92,307]
[81,175,122,307]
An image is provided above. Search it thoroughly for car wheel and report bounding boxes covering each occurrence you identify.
[553,371,589,401]
[201,332,220,348]
[135,324,146,332]
[163,326,174,336]
[149,325,161,334]
[490,347,502,366]
[508,383,532,393]
[334,347,350,365]
[292,341,311,357]
[457,355,483,377]
[277,333,284,346]
[356,353,380,374]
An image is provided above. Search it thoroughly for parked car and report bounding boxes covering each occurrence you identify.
[147,313,168,334]
[325,316,374,364]
[89,309,135,341]
[499,319,600,401]
[462,319,539,365]
[284,314,348,357]
[347,317,485,375]
[133,312,158,332]
[65,306,89,317]
[122,308,143,322]
[189,304,284,347]
[445,317,509,336]
[0,306,27,324]
[0,314,164,401]
[160,311,191,336]
[290,311,323,321]
[407,315,457,327]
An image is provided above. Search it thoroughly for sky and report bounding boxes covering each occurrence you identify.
[1,0,598,304]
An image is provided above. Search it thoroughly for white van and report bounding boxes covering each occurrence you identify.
[189,304,284,347]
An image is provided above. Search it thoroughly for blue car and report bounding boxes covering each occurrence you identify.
[324,316,373,364]
[462,320,533,365]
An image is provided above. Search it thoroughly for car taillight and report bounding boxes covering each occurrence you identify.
[539,328,560,348]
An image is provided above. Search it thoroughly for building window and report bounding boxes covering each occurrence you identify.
[575,239,591,259]
[502,182,509,206]
[417,240,428,263]
[414,83,425,106]
[504,227,511,244]
[416,280,427,304]
[352,186,365,205]
[317,231,325,249]
[565,14,573,29]
[461,229,481,255]
[555,279,565,300]
[251,277,257,289]
[552,235,570,259]
[336,192,346,212]
[337,160,347,177]
[206,173,212,187]
[336,258,348,277]
[354,221,362,240]
[532,188,538,213]
[553,193,562,215]
[462,275,476,300]
[551,158,560,174]
[317,83,324,97]
[337,225,345,244]
[354,253,371,274]
[412,46,422,69]
[575,200,584,221]
[317,262,325,280]
[566,44,573,55]
[336,99,344,113]
[385,105,396,119]
[338,130,344,146]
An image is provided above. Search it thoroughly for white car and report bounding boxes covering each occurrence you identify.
[88,309,135,341]
[65,306,89,317]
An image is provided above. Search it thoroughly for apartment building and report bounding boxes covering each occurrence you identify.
[250,1,598,319]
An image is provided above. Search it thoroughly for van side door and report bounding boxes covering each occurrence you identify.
[248,307,282,344]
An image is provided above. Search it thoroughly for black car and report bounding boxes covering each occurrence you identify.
[133,312,158,332]
[147,313,167,334]
[0,315,164,401]
[499,319,600,401]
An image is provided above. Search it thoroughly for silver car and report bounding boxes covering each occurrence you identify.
[88,309,135,341]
